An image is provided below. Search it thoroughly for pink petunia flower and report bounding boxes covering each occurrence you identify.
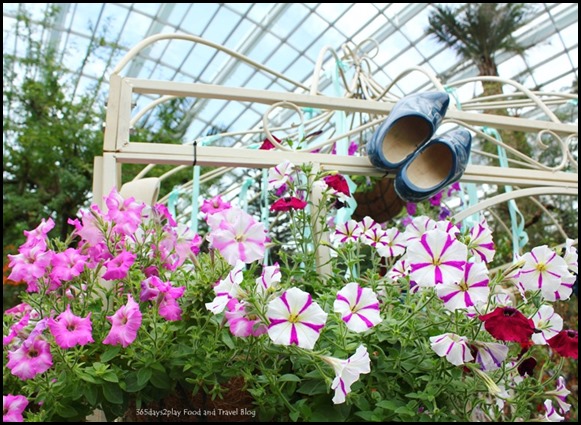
[321,345,371,404]
[530,305,563,345]
[267,287,327,349]
[103,295,143,348]
[466,219,495,263]
[224,299,267,338]
[22,218,55,250]
[104,188,145,236]
[48,305,93,349]
[7,337,53,380]
[68,206,105,246]
[430,333,474,366]
[270,197,308,212]
[334,282,382,333]
[206,207,268,266]
[49,248,88,287]
[140,276,185,321]
[200,195,232,215]
[7,244,53,292]
[407,229,467,287]
[436,262,489,312]
[3,394,29,422]
[102,250,137,281]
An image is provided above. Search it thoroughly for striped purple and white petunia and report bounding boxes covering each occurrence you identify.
[402,215,437,242]
[267,287,327,349]
[321,345,371,404]
[334,282,382,333]
[546,376,571,415]
[376,227,406,258]
[429,333,474,366]
[333,219,362,244]
[267,160,295,190]
[543,399,564,422]
[205,260,246,314]
[518,245,569,298]
[531,305,563,345]
[255,263,281,295]
[407,229,467,288]
[466,219,495,263]
[436,262,490,312]
[472,341,509,371]
[563,238,577,274]
[543,273,576,302]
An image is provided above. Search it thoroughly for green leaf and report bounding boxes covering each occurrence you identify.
[297,380,327,396]
[279,373,301,383]
[395,406,415,416]
[77,371,98,384]
[58,404,79,418]
[377,400,404,411]
[150,370,172,390]
[221,331,235,349]
[102,383,123,404]
[100,346,121,362]
[84,385,98,406]
[137,368,153,387]
[355,411,375,421]
[125,373,147,393]
[101,371,119,383]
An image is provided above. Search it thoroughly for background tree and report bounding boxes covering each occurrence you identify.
[427,3,533,155]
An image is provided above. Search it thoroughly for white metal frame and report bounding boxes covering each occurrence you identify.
[94,34,578,269]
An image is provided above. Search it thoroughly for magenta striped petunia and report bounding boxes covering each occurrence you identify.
[267,160,295,190]
[333,219,362,244]
[334,282,382,333]
[321,345,371,404]
[518,245,570,300]
[407,229,467,287]
[466,219,495,263]
[531,305,563,345]
[436,261,490,312]
[267,287,327,349]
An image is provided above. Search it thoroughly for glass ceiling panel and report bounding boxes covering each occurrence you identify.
[2,2,577,146]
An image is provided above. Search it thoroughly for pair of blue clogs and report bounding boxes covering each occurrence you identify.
[367,92,471,203]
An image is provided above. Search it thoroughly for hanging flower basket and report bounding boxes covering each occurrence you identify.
[352,176,404,223]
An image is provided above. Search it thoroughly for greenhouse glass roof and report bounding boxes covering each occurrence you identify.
[3,3,578,142]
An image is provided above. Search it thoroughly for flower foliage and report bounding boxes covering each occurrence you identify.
[2,163,578,422]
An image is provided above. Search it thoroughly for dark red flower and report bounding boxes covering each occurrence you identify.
[259,136,281,150]
[478,307,536,343]
[323,174,350,197]
[517,357,537,376]
[548,329,578,359]
[270,197,307,212]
